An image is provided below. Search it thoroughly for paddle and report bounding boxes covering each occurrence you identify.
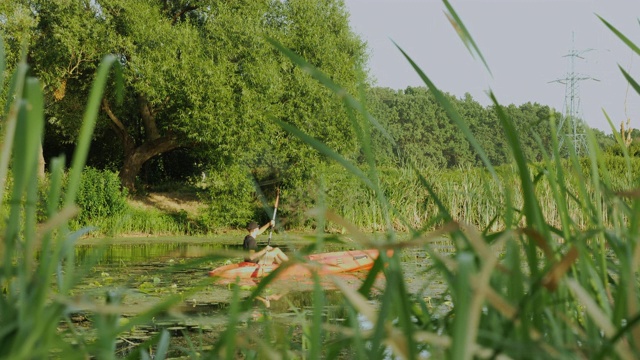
[268,188,280,246]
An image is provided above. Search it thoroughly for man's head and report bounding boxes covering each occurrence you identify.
[246,221,259,232]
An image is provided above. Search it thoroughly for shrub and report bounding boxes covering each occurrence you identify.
[70,167,128,227]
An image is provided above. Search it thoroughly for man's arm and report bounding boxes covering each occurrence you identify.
[256,220,275,236]
[248,245,273,261]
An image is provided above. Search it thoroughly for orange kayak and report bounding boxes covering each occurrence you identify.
[208,249,381,280]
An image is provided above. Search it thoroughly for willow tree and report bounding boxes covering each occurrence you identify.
[1,0,368,190]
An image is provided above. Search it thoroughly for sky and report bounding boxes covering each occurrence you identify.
[344,0,640,133]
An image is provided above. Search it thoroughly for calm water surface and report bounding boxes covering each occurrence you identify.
[71,234,452,356]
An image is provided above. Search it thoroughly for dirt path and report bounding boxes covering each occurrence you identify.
[128,192,205,215]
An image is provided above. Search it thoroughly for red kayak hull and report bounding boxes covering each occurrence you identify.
[208,249,381,280]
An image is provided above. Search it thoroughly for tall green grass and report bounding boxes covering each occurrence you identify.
[0,44,190,359]
[207,2,640,359]
[189,153,640,234]
[112,206,206,236]
[6,155,635,237]
[293,157,637,235]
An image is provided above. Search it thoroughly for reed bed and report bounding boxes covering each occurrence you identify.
[0,48,190,359]
[317,158,637,235]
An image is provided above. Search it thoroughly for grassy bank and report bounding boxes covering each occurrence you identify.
[31,154,640,238]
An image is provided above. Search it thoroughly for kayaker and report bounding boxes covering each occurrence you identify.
[243,221,289,265]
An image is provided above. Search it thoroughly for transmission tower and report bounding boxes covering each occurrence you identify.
[550,33,598,156]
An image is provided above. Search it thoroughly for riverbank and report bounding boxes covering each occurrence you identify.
[128,192,205,217]
[75,232,315,246]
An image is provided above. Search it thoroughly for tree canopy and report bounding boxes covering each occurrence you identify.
[0,0,626,195]
[365,86,618,169]
[1,0,368,190]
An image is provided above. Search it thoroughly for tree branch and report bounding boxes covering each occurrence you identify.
[172,5,198,25]
[138,94,161,141]
[102,98,126,132]
[102,98,136,156]
[136,133,181,162]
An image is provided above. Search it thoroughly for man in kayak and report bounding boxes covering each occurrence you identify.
[243,221,289,265]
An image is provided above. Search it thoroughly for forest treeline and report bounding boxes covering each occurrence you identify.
[366,87,629,168]
[1,0,639,233]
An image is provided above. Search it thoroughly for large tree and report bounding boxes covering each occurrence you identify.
[1,0,368,190]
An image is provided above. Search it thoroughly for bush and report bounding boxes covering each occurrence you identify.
[70,167,128,227]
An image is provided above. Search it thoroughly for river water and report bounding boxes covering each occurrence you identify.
[71,234,453,357]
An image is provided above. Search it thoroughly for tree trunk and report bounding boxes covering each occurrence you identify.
[102,97,181,192]
[102,99,136,157]
[119,134,180,191]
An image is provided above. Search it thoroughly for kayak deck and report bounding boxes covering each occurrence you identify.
[208,249,380,280]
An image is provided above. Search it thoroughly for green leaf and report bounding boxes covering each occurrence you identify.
[598,15,640,56]
[64,55,120,206]
[442,0,492,76]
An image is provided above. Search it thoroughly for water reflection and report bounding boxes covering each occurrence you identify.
[75,242,300,264]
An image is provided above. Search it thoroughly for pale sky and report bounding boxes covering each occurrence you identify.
[344,0,640,133]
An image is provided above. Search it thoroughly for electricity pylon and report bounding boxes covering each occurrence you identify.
[550,33,598,156]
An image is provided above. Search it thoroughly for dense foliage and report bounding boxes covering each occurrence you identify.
[0,0,368,191]
[0,0,628,200]
[366,87,618,168]
[72,167,128,227]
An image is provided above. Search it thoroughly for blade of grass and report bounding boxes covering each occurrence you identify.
[442,0,492,76]
[309,273,324,360]
[450,252,476,360]
[267,38,395,235]
[22,76,44,276]
[604,110,633,184]
[598,16,640,56]
[488,93,550,304]
[566,279,635,360]
[0,57,27,216]
[64,55,121,206]
[0,38,5,91]
[595,312,640,360]
[394,43,499,186]
[266,38,398,149]
[619,66,640,97]
[272,117,375,191]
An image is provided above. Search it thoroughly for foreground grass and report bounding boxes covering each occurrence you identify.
[3,1,640,359]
